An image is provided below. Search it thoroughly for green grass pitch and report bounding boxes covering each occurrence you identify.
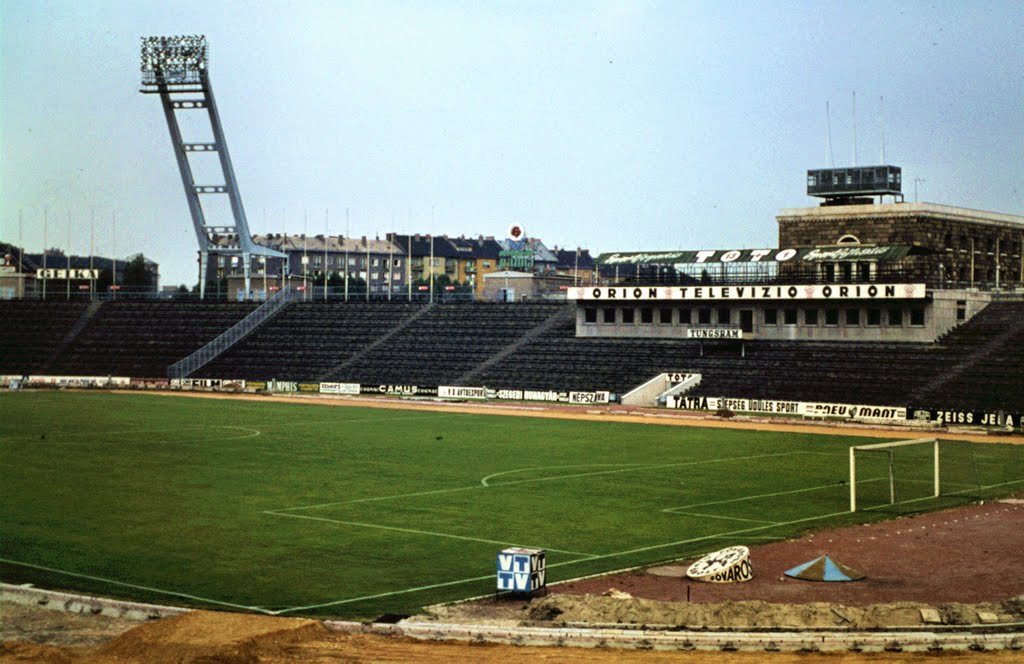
[1,391,1022,619]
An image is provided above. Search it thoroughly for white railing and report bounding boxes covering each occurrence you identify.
[167,287,295,378]
[621,372,701,407]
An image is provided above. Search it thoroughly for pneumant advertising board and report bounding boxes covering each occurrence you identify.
[668,395,907,422]
[568,283,926,301]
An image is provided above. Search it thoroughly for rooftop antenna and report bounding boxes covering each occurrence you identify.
[879,95,886,164]
[825,101,835,167]
[851,91,857,167]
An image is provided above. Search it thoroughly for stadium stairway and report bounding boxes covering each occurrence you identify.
[37,300,103,374]
[451,303,575,387]
[194,301,428,381]
[323,302,570,387]
[46,301,257,378]
[5,298,1023,414]
[315,302,437,381]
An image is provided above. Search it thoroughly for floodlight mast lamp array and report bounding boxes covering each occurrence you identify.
[140,35,286,299]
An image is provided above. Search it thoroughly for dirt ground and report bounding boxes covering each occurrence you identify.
[3,391,1023,662]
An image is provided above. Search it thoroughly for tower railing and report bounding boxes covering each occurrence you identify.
[167,286,295,378]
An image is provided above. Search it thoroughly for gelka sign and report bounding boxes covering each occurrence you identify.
[568,283,926,302]
[686,545,753,583]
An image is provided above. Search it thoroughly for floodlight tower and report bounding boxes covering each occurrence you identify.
[140,35,286,298]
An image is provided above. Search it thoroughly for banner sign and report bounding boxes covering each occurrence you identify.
[267,380,297,392]
[668,395,907,422]
[298,382,321,392]
[129,377,170,389]
[361,385,439,396]
[319,382,360,395]
[28,375,131,388]
[247,381,267,391]
[569,391,611,404]
[1,375,24,387]
[597,245,914,266]
[35,268,100,280]
[686,328,743,339]
[170,378,245,391]
[438,385,488,400]
[495,389,568,402]
[909,407,1023,430]
[569,283,926,302]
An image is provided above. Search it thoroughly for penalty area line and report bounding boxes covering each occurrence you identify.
[0,557,271,614]
[262,510,597,557]
[269,553,595,616]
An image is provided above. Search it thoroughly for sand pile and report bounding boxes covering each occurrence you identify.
[86,611,327,663]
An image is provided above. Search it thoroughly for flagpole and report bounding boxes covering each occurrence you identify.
[324,208,329,302]
[42,209,48,300]
[303,209,308,302]
[18,210,24,297]
[388,211,394,301]
[111,211,117,300]
[90,209,95,300]
[66,210,72,300]
[343,208,349,302]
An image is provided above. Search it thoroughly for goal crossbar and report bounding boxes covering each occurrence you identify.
[849,438,939,512]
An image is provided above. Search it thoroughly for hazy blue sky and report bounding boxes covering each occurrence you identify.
[2,0,1022,287]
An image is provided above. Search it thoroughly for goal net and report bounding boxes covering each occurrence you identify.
[849,438,983,512]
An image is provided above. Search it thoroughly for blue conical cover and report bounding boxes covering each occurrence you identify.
[784,555,864,582]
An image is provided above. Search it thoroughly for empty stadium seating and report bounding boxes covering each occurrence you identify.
[46,301,256,377]
[193,301,427,380]
[0,301,89,375]
[3,297,1023,415]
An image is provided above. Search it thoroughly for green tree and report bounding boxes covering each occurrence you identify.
[121,254,157,290]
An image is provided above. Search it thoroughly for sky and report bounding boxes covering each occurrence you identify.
[2,1,1022,288]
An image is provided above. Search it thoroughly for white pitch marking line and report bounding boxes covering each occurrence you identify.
[860,478,1024,511]
[0,557,271,614]
[264,569,499,618]
[262,510,598,558]
[480,463,650,486]
[667,511,779,525]
[487,451,807,488]
[268,553,598,614]
[662,480,846,513]
[0,425,262,444]
[267,509,852,616]
[256,477,1024,616]
[274,450,809,513]
[545,509,854,569]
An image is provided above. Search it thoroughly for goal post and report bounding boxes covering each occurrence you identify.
[849,438,939,512]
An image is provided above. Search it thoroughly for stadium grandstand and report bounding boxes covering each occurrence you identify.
[3,171,1023,431]
[3,31,1021,429]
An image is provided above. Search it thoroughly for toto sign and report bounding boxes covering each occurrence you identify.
[686,545,753,583]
